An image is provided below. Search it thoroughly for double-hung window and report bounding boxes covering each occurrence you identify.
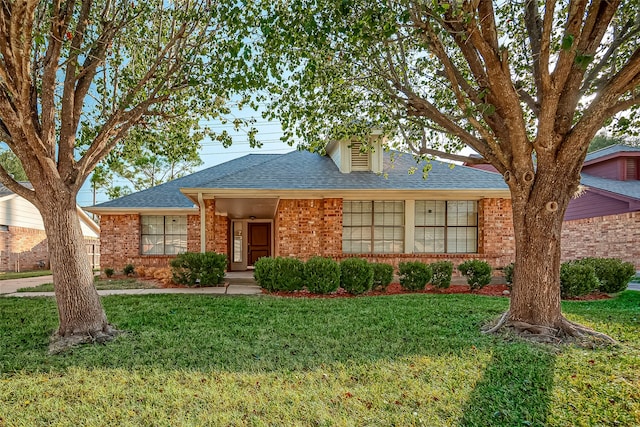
[141,215,187,255]
[343,201,404,253]
[414,201,477,253]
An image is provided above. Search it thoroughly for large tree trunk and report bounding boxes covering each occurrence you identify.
[509,172,567,330]
[489,162,614,343]
[39,190,117,353]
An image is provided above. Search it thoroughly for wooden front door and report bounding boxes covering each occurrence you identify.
[248,223,271,266]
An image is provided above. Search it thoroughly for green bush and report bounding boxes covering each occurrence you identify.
[123,263,135,276]
[577,257,635,293]
[104,268,114,278]
[458,260,492,290]
[371,263,394,290]
[503,263,514,284]
[430,261,453,289]
[254,257,304,292]
[560,261,599,298]
[340,258,374,295]
[503,262,514,290]
[170,252,227,287]
[398,262,432,291]
[304,256,340,294]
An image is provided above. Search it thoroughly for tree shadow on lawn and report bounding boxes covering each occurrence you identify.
[459,343,556,427]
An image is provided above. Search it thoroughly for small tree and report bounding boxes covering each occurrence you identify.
[0,0,264,352]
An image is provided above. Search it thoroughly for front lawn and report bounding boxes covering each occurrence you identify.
[0,293,638,426]
[0,270,52,280]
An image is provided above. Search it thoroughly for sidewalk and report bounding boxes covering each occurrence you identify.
[0,274,261,297]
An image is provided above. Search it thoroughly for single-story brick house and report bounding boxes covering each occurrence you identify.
[0,183,100,271]
[87,138,515,272]
[562,144,640,268]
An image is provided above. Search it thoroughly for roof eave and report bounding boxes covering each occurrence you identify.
[584,151,640,166]
[180,187,511,200]
[84,206,199,215]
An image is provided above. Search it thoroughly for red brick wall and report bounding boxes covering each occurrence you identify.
[100,204,229,272]
[276,199,324,258]
[478,198,515,267]
[322,198,343,257]
[562,211,640,269]
[187,214,200,253]
[203,200,228,254]
[98,197,516,272]
[274,197,514,269]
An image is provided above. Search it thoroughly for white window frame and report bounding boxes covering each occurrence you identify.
[140,215,187,255]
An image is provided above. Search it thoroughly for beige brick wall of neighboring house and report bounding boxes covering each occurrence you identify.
[562,211,640,269]
[0,226,99,272]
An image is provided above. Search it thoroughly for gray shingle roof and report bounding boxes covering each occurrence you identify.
[585,144,640,162]
[581,174,640,200]
[90,150,508,209]
[0,182,33,197]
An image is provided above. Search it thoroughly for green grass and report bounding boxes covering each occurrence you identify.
[0,270,51,280]
[16,278,159,293]
[0,293,638,426]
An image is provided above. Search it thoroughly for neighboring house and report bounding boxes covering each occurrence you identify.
[0,183,100,271]
[562,144,640,268]
[87,138,515,272]
[465,144,640,269]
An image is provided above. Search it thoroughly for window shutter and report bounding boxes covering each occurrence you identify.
[350,142,370,171]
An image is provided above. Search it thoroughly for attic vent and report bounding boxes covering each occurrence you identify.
[350,142,370,171]
[626,158,638,180]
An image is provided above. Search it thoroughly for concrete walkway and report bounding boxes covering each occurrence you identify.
[0,274,261,297]
[0,275,53,295]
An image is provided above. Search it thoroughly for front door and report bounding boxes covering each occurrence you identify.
[248,222,271,266]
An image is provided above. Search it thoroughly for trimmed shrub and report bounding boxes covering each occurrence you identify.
[577,257,635,293]
[170,252,227,287]
[371,263,394,291]
[430,261,453,289]
[104,268,114,278]
[123,263,135,276]
[503,262,515,290]
[304,256,340,294]
[398,261,432,291]
[254,257,304,292]
[458,260,492,291]
[340,258,374,295]
[560,261,599,298]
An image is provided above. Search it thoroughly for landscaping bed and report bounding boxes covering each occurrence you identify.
[264,282,612,300]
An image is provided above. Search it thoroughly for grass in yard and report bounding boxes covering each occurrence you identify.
[0,292,638,426]
[0,270,51,280]
[16,278,159,293]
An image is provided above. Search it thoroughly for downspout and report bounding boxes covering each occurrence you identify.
[198,192,206,253]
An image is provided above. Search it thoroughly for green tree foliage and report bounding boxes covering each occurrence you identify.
[91,118,204,199]
[588,135,627,152]
[0,150,27,182]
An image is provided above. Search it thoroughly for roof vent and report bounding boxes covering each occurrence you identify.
[350,142,370,171]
